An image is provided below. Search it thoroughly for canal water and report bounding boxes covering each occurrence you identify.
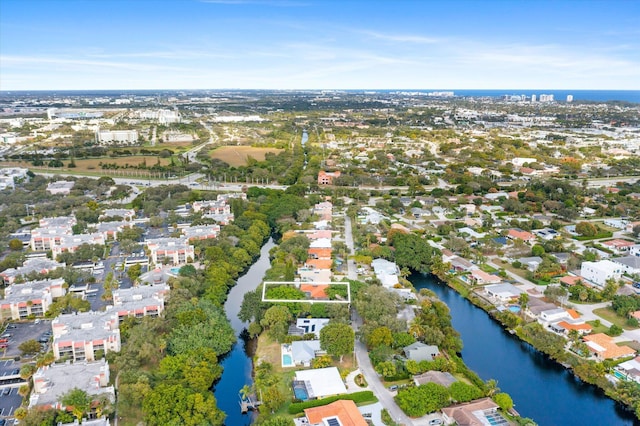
[214,238,275,426]
[412,273,638,426]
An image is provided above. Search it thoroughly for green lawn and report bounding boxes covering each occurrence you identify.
[586,320,609,334]
[592,307,639,330]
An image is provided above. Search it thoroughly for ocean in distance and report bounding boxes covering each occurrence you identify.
[2,89,639,104]
[386,89,640,103]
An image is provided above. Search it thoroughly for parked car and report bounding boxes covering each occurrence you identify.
[388,385,398,391]
[429,420,443,426]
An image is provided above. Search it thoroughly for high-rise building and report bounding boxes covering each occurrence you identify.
[566,95,573,103]
[531,94,537,102]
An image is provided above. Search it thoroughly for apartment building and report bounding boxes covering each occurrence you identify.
[0,278,66,320]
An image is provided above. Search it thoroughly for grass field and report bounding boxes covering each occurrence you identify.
[1,157,172,173]
[593,307,638,330]
[210,146,283,166]
[73,156,172,171]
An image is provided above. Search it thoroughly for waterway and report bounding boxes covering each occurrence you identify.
[412,273,637,426]
[214,238,276,426]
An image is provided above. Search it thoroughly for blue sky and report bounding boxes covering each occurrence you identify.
[1,0,639,90]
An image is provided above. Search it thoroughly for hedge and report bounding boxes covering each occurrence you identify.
[288,391,377,414]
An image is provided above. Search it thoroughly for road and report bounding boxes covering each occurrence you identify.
[355,340,414,426]
[345,210,414,424]
[344,213,357,280]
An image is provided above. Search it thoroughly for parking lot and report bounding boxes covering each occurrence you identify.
[0,385,23,419]
[0,360,25,422]
[1,321,51,359]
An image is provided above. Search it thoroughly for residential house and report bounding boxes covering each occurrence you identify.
[46,180,75,195]
[533,228,560,240]
[299,284,329,300]
[583,333,635,361]
[298,267,332,283]
[469,269,501,285]
[507,229,536,244]
[0,278,66,320]
[602,239,635,254]
[484,283,524,303]
[403,342,440,362]
[560,275,586,286]
[29,359,115,410]
[612,256,640,276]
[448,256,476,273]
[371,258,400,288]
[289,318,330,338]
[303,400,367,426]
[614,356,640,384]
[317,170,341,185]
[294,367,347,399]
[442,398,503,426]
[580,260,623,287]
[413,371,457,387]
[517,256,543,271]
[290,340,325,366]
[313,201,333,221]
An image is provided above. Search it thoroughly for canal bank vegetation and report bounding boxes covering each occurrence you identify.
[108,195,273,426]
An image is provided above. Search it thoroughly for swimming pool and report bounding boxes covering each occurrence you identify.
[293,383,309,401]
[508,305,521,313]
[282,354,293,367]
[170,267,181,274]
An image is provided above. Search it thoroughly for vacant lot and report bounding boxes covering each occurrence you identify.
[210,146,283,166]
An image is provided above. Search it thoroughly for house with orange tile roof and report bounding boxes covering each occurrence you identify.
[583,333,636,361]
[317,170,341,185]
[560,275,585,286]
[304,400,367,426]
[602,239,635,254]
[306,258,333,270]
[507,228,536,244]
[308,247,333,260]
[555,321,592,335]
[300,284,329,299]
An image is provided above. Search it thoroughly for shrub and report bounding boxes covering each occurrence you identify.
[288,391,376,414]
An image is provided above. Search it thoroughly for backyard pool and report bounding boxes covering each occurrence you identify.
[293,382,309,401]
[282,354,293,367]
[508,305,521,313]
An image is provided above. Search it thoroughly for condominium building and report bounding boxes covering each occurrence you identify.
[146,237,195,266]
[52,311,121,361]
[111,284,170,320]
[0,278,66,320]
[30,359,115,410]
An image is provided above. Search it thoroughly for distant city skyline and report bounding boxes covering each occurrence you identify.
[1,0,639,91]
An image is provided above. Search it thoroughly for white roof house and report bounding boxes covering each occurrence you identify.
[295,367,347,399]
[371,258,400,288]
[485,283,524,302]
[580,260,623,287]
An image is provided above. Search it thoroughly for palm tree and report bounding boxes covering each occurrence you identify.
[485,379,500,397]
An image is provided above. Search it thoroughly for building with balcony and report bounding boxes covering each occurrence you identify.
[0,278,66,320]
[29,359,114,410]
[146,237,194,266]
[111,284,169,320]
[52,311,121,361]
